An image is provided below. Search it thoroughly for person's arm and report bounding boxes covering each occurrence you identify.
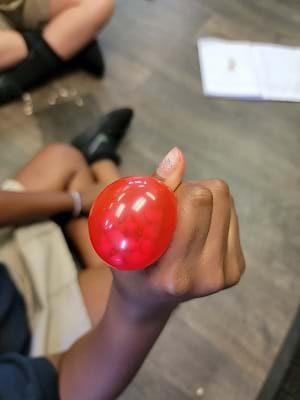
[0,190,73,226]
[51,148,244,400]
[59,285,174,400]
[0,183,105,227]
[58,183,245,400]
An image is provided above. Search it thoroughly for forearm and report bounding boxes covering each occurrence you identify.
[0,191,73,226]
[59,285,174,400]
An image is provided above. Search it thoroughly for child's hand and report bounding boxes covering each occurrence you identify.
[112,148,245,318]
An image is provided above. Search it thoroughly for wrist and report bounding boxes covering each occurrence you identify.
[110,283,176,324]
[52,192,74,214]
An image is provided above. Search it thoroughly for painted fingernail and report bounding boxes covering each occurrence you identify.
[156,147,181,179]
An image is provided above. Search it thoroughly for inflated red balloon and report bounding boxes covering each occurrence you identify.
[88,176,177,271]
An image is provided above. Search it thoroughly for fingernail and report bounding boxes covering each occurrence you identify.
[156,147,181,179]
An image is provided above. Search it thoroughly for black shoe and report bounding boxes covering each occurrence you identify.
[73,39,105,77]
[72,108,134,165]
[0,30,66,105]
[0,32,105,105]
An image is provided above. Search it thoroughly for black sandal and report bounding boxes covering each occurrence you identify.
[73,39,105,77]
[71,108,134,165]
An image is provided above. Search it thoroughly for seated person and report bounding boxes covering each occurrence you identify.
[0,112,245,398]
[0,0,115,104]
[0,107,133,357]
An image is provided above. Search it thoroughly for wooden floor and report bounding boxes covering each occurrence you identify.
[1,0,300,399]
[273,328,300,400]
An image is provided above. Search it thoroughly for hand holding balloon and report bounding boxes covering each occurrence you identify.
[88,147,245,313]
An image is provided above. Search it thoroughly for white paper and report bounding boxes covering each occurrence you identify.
[198,38,300,102]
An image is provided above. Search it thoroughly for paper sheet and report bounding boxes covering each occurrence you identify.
[198,38,300,102]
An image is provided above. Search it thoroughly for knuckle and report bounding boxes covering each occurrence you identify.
[196,187,214,205]
[211,268,225,290]
[211,179,230,196]
[162,268,193,298]
[225,268,242,288]
[203,268,225,294]
[184,183,213,206]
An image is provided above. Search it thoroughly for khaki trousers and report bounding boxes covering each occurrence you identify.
[0,179,91,357]
[0,0,49,30]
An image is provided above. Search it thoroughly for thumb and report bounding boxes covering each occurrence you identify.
[153,147,185,191]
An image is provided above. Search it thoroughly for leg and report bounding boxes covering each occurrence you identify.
[0,0,114,70]
[43,0,115,60]
[64,159,120,270]
[15,145,118,325]
[0,12,28,70]
[65,159,120,326]
[0,30,28,70]
[91,159,120,185]
[15,143,95,191]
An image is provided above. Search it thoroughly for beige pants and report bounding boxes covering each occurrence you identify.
[0,0,49,30]
[0,180,92,357]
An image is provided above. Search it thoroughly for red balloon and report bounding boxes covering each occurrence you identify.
[88,176,177,271]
